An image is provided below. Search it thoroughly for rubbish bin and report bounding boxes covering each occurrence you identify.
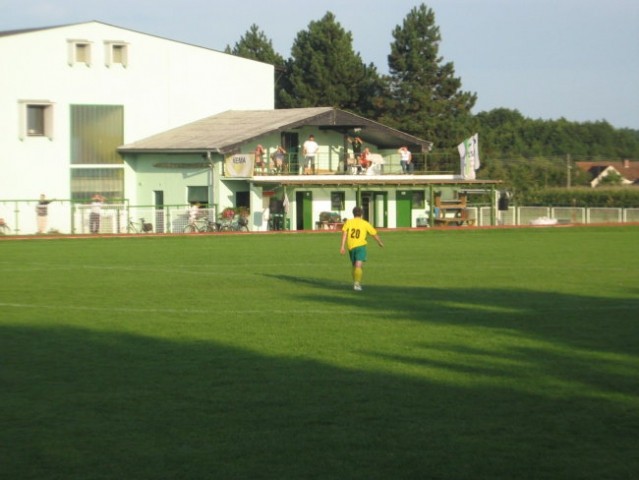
[498,193,509,211]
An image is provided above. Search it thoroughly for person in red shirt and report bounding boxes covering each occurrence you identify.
[358,147,372,174]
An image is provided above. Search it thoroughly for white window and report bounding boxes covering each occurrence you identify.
[67,39,92,66]
[104,41,129,67]
[19,100,54,140]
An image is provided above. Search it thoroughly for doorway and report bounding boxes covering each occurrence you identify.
[296,191,313,230]
[395,190,412,228]
[153,190,164,233]
[361,191,387,228]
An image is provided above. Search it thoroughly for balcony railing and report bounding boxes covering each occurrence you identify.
[246,152,457,177]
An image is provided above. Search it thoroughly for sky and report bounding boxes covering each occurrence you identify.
[2,0,638,129]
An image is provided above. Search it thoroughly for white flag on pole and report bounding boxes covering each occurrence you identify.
[458,133,480,180]
[282,191,290,214]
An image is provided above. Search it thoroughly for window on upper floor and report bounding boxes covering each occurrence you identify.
[19,101,54,139]
[105,41,129,67]
[68,39,92,66]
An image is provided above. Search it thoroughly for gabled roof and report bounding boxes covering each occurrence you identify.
[0,25,61,37]
[118,108,433,154]
[575,161,639,185]
[0,20,239,58]
[0,21,115,38]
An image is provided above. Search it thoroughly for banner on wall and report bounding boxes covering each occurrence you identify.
[224,153,254,177]
[457,133,480,180]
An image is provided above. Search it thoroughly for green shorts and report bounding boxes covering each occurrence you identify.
[348,245,368,264]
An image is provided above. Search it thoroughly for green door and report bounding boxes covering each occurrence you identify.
[396,190,412,227]
[296,191,313,230]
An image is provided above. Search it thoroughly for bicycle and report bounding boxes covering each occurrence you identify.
[127,218,153,234]
[183,217,219,233]
[218,215,249,232]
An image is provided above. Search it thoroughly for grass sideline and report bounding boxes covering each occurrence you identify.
[1,226,638,479]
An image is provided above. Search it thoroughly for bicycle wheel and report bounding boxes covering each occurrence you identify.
[127,223,139,234]
[183,224,197,233]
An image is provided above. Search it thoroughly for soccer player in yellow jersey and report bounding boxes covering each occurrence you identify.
[340,206,384,291]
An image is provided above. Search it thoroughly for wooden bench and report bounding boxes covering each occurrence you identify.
[434,193,475,226]
[434,216,475,227]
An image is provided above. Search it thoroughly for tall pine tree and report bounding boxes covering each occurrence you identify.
[278,12,384,115]
[382,4,477,149]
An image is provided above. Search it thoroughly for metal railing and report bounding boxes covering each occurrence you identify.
[1,199,638,235]
[246,152,454,176]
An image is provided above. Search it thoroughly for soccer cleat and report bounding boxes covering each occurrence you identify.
[353,283,362,291]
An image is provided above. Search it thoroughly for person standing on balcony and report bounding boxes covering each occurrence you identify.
[350,136,363,159]
[358,147,372,174]
[254,144,266,175]
[271,145,287,174]
[302,134,319,174]
[398,146,413,173]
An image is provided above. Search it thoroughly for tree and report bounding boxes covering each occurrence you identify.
[278,12,384,115]
[225,24,288,107]
[225,24,285,67]
[381,4,477,150]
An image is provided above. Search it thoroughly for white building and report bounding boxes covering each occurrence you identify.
[0,21,273,232]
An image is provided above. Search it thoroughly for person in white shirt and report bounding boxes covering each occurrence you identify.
[398,146,413,173]
[302,134,319,174]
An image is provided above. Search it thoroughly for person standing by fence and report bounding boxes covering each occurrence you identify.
[89,194,104,234]
[36,194,53,234]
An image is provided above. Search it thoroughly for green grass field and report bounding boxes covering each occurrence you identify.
[1,226,638,479]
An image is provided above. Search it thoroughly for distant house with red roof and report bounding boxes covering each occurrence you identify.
[575,160,639,187]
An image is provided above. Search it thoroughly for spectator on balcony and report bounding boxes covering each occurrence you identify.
[270,145,287,174]
[349,136,363,159]
[398,146,413,173]
[358,147,372,174]
[254,144,266,175]
[302,134,319,174]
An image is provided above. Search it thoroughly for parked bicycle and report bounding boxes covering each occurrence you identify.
[127,217,153,234]
[218,215,249,232]
[183,217,219,233]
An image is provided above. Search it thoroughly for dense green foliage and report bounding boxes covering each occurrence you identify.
[2,228,638,479]
[476,108,639,159]
[277,12,384,116]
